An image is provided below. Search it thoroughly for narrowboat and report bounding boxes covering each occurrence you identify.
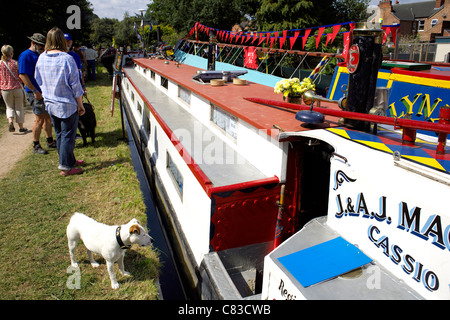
[114,22,450,300]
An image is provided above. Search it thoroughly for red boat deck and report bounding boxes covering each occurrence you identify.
[133,58,342,134]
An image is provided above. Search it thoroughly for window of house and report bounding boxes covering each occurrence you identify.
[418,19,425,31]
[431,19,438,28]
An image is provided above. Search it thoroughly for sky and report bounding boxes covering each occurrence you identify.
[89,0,427,20]
[89,0,151,20]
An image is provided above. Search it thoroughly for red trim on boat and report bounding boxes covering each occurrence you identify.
[391,67,450,81]
[123,68,213,195]
[208,176,280,196]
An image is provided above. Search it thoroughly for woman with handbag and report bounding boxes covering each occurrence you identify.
[0,45,27,133]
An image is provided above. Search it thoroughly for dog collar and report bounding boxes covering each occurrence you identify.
[116,226,131,250]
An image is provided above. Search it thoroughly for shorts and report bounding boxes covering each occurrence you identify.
[26,91,48,115]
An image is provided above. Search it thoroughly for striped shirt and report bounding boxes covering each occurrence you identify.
[0,59,22,90]
[35,51,84,119]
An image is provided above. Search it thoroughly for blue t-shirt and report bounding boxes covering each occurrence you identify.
[18,49,41,93]
[68,50,82,69]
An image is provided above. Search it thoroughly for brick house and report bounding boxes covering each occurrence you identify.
[378,0,450,42]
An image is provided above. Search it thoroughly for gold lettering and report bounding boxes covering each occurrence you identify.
[387,102,398,117]
[416,94,442,120]
[400,94,422,115]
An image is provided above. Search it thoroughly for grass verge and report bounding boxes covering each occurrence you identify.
[0,67,160,300]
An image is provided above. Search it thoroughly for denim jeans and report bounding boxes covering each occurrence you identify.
[50,111,79,170]
[87,60,96,80]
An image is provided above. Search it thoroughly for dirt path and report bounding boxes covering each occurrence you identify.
[0,104,36,179]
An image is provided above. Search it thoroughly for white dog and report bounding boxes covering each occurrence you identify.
[66,212,154,289]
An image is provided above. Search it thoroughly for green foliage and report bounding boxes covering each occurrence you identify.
[91,17,119,48]
[0,68,160,299]
[0,0,95,54]
[332,0,370,23]
[148,0,259,32]
[255,0,317,31]
[113,13,138,47]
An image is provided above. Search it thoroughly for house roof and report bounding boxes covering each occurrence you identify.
[391,1,441,20]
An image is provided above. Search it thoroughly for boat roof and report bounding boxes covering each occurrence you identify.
[393,65,450,81]
[133,58,342,135]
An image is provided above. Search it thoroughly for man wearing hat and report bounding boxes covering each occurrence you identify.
[18,33,56,154]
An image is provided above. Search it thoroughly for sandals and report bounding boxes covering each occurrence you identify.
[60,160,85,176]
[60,167,83,176]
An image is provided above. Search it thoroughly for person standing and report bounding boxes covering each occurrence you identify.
[84,44,98,81]
[0,45,27,133]
[35,27,85,176]
[18,33,56,154]
[64,33,86,92]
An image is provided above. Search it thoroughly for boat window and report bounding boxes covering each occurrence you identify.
[178,86,191,105]
[210,104,237,140]
[137,101,142,114]
[143,106,150,136]
[161,76,168,89]
[167,152,183,199]
[151,70,155,80]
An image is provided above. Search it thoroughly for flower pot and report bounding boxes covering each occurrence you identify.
[286,96,302,104]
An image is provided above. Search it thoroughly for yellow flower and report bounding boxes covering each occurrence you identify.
[274,77,315,97]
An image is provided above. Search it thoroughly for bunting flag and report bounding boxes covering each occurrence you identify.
[315,27,325,49]
[382,25,399,45]
[258,35,266,46]
[325,33,333,47]
[331,24,341,43]
[290,30,300,49]
[302,29,311,49]
[186,21,400,51]
[279,30,287,49]
[252,33,258,44]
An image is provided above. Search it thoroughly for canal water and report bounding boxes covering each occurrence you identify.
[124,115,187,300]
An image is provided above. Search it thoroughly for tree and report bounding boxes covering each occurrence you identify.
[113,13,138,48]
[332,0,370,23]
[255,0,369,31]
[0,0,95,54]
[147,0,259,32]
[91,18,119,48]
[255,0,317,31]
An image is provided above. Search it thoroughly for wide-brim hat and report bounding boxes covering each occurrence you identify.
[28,33,46,45]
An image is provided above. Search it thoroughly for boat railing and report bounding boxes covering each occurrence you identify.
[178,39,342,80]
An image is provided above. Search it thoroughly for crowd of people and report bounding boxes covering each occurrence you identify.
[0,27,99,176]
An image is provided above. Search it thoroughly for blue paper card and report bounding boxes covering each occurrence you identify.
[277,237,372,287]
